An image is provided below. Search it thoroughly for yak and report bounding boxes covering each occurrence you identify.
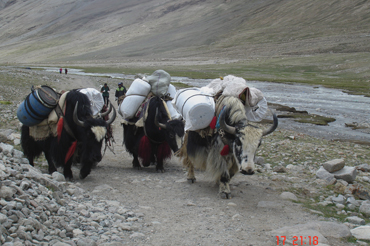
[21,90,116,180]
[178,96,278,199]
[123,96,185,172]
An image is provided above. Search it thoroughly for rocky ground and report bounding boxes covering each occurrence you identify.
[1,66,370,246]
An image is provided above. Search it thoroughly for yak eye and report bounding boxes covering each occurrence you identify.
[235,138,242,146]
[169,134,174,138]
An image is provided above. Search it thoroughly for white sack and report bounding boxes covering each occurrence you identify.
[172,88,215,131]
[78,88,104,115]
[166,84,181,119]
[119,78,151,119]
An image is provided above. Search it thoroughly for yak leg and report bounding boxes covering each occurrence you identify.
[43,150,57,174]
[229,161,239,180]
[156,159,165,173]
[132,153,142,169]
[219,172,231,199]
[63,159,74,181]
[79,162,92,179]
[184,156,196,183]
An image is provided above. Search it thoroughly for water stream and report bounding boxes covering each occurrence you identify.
[41,67,370,143]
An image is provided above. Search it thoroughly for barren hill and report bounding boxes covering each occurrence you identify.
[0,0,369,64]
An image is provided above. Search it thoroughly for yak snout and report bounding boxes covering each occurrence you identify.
[240,159,255,175]
[240,168,255,175]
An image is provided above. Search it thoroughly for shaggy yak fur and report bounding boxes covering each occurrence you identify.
[178,96,278,199]
[123,96,185,172]
[21,90,112,180]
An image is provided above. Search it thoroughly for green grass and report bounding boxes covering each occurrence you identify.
[56,52,370,97]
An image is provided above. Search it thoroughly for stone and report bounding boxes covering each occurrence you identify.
[332,166,357,183]
[346,216,365,225]
[359,203,370,217]
[316,166,336,182]
[52,172,65,182]
[130,232,145,239]
[323,159,345,173]
[350,226,370,240]
[0,143,13,155]
[357,164,370,172]
[332,195,345,204]
[0,186,16,200]
[273,165,286,173]
[279,192,298,201]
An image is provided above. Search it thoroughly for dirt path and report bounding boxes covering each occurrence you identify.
[75,123,320,246]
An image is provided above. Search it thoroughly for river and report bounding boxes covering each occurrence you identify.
[40,67,370,143]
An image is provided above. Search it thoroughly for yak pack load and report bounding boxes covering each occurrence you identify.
[17,85,59,127]
[119,69,180,121]
[171,75,269,132]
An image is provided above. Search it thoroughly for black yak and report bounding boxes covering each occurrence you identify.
[21,90,116,180]
[123,96,185,172]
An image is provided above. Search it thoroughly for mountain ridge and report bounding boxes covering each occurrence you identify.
[0,0,369,64]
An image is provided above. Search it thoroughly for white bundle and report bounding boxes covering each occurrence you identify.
[78,88,104,116]
[119,78,151,119]
[172,88,215,131]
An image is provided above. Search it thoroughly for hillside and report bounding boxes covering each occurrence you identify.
[0,0,369,65]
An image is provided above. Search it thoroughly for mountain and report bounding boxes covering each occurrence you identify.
[0,0,369,64]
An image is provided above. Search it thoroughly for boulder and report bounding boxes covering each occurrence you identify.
[323,159,345,173]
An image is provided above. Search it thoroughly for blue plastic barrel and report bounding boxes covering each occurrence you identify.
[17,85,59,126]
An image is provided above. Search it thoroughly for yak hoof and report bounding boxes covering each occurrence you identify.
[187,178,196,184]
[220,192,231,199]
[156,168,165,173]
[65,176,74,182]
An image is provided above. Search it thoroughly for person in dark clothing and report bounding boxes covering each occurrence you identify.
[101,83,110,106]
[65,68,68,74]
[115,82,127,106]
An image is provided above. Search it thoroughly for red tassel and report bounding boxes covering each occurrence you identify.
[209,116,217,129]
[157,141,171,161]
[138,136,152,166]
[65,141,77,164]
[57,117,64,142]
[220,145,229,156]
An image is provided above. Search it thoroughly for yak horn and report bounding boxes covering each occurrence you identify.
[262,112,278,136]
[155,108,166,129]
[219,107,236,135]
[106,105,116,125]
[73,102,85,127]
[100,102,113,117]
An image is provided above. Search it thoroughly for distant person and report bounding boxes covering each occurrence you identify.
[59,68,62,74]
[101,83,110,106]
[65,68,68,74]
[115,82,127,106]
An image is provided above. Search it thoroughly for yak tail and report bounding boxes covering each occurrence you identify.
[139,135,152,166]
[157,141,171,161]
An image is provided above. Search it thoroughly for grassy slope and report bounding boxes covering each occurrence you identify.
[0,0,369,95]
